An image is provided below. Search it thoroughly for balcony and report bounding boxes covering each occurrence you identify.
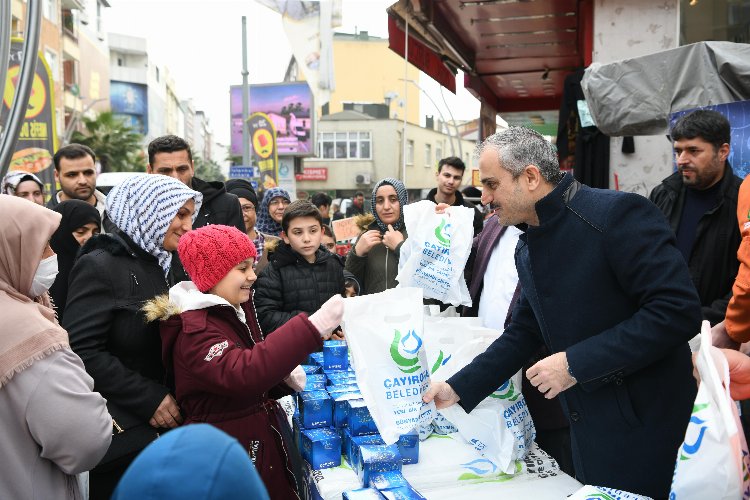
[110,66,148,85]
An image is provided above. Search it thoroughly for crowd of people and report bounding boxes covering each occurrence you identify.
[1,108,749,499]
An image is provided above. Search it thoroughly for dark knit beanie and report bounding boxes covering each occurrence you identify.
[178,225,257,292]
[225,179,258,207]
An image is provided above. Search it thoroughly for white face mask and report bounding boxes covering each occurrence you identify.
[29,254,59,298]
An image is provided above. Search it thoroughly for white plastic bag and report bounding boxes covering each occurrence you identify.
[343,287,435,444]
[669,320,750,500]
[424,316,536,474]
[396,200,474,307]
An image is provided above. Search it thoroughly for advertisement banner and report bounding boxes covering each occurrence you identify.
[230,82,313,157]
[2,38,59,198]
[248,112,279,190]
[110,80,148,134]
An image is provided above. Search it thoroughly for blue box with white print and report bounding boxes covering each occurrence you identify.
[347,399,379,436]
[323,340,348,370]
[299,390,332,429]
[300,427,341,470]
[356,444,402,487]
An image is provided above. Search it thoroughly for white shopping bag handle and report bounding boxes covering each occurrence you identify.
[697,320,738,435]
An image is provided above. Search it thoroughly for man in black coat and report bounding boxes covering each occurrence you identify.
[425,127,701,498]
[649,109,742,325]
[146,135,245,284]
[425,156,483,236]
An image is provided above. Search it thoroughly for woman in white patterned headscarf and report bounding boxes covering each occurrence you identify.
[62,174,202,500]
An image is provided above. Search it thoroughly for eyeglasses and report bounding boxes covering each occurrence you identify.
[241,205,255,213]
[269,199,291,207]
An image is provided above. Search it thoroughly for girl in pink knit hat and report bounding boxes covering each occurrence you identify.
[144,224,343,499]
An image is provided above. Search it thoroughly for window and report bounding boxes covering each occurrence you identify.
[155,66,160,82]
[318,131,371,159]
[117,57,124,67]
[424,144,432,168]
[407,140,414,165]
[435,143,443,166]
[43,0,57,23]
[44,49,59,82]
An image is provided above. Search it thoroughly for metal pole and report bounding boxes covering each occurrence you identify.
[0,0,11,117]
[401,12,408,184]
[0,0,41,179]
[241,15,250,169]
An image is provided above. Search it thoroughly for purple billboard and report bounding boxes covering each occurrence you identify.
[230,82,313,157]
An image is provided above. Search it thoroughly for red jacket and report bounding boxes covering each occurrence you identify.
[154,284,322,499]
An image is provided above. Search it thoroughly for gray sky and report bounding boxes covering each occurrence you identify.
[104,0,479,148]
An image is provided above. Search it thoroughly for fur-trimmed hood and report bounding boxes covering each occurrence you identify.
[354,213,376,232]
[143,282,244,322]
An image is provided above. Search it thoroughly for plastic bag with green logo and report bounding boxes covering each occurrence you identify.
[669,321,750,500]
[343,286,436,445]
[396,200,474,307]
[424,317,536,474]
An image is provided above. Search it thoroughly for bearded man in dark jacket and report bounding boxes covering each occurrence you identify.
[146,135,245,285]
[649,109,741,325]
[425,127,701,499]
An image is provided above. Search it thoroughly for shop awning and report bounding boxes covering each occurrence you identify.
[387,0,593,113]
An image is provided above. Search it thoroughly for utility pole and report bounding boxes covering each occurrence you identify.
[0,0,41,179]
[241,16,250,168]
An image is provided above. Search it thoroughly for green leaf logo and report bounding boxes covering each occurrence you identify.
[434,218,452,248]
[390,329,422,373]
[489,379,520,402]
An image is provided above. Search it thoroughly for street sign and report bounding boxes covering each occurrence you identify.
[250,180,258,190]
[229,166,259,178]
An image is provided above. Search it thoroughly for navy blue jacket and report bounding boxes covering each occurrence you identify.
[448,174,701,498]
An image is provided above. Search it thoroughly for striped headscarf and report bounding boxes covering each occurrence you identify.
[106,174,203,276]
[371,177,408,232]
[255,187,291,236]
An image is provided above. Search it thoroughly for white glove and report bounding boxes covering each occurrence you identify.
[283,365,307,392]
[309,294,345,337]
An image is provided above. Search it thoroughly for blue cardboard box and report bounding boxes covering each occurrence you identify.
[347,399,379,436]
[304,374,328,392]
[332,392,362,428]
[323,340,348,370]
[369,471,409,490]
[378,486,426,499]
[396,433,419,465]
[349,434,385,471]
[356,444,402,487]
[301,428,341,470]
[342,488,385,499]
[301,364,322,375]
[292,415,302,450]
[308,351,324,367]
[299,391,333,429]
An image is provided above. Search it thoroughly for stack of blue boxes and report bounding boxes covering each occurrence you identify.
[293,341,424,499]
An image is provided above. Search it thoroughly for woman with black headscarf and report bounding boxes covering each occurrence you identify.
[345,178,409,295]
[49,200,102,322]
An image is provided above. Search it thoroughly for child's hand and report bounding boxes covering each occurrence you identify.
[309,295,345,337]
[284,366,307,392]
[331,327,345,341]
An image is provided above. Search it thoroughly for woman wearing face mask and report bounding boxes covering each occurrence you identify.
[1,170,45,205]
[345,178,409,295]
[255,187,291,237]
[49,200,102,323]
[63,175,202,500]
[0,195,112,500]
